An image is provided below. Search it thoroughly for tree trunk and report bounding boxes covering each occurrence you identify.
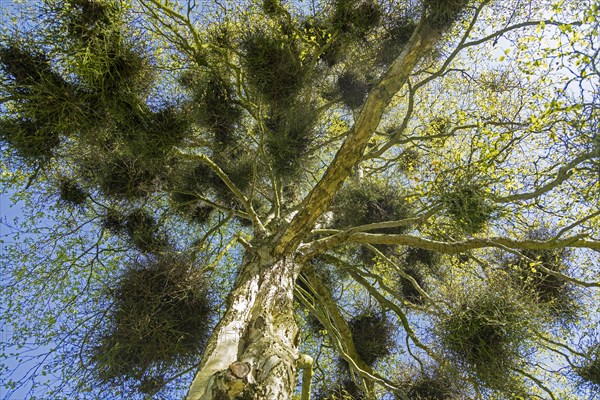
[186,245,300,400]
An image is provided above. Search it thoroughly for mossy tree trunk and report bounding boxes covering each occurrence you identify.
[186,244,300,399]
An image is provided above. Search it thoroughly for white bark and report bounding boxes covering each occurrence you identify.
[186,247,300,399]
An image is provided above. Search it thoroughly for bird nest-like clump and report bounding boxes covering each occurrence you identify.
[82,105,191,201]
[91,253,215,391]
[0,45,86,161]
[332,180,412,234]
[59,0,151,94]
[95,153,157,198]
[404,247,441,270]
[140,106,192,155]
[439,183,499,234]
[396,264,427,305]
[168,162,215,225]
[424,0,470,31]
[575,343,600,389]
[0,43,56,87]
[262,0,283,16]
[376,17,417,67]
[348,312,394,367]
[501,229,578,322]
[124,209,168,252]
[170,191,214,225]
[265,102,319,178]
[63,0,118,39]
[436,285,531,390]
[211,149,255,208]
[168,147,255,214]
[101,208,167,252]
[331,0,382,38]
[0,118,60,162]
[181,71,242,145]
[337,70,370,109]
[58,178,88,207]
[314,378,364,400]
[395,247,442,304]
[504,247,578,322]
[395,366,464,400]
[242,30,307,105]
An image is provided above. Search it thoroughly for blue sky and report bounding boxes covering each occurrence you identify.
[1,0,26,396]
[1,189,39,400]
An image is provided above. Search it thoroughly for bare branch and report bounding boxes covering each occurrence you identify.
[176,151,265,232]
[492,151,599,203]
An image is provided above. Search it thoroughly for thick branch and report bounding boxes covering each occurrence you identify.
[305,232,600,258]
[273,22,443,256]
[299,264,398,394]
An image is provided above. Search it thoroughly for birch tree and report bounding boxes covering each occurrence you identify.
[1,0,599,399]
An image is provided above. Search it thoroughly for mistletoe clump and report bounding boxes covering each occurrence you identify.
[169,163,215,225]
[90,151,158,199]
[505,247,578,322]
[314,378,364,400]
[63,0,118,39]
[337,70,370,109]
[58,178,88,206]
[210,150,255,208]
[139,107,192,155]
[436,285,531,390]
[265,102,319,178]
[61,0,151,94]
[424,0,470,30]
[123,209,167,252]
[0,118,61,162]
[91,253,215,392]
[242,30,307,105]
[0,44,54,86]
[184,73,242,145]
[349,312,394,367]
[261,0,282,16]
[332,180,412,234]
[395,366,464,400]
[404,247,441,270]
[83,106,191,201]
[395,247,442,303]
[575,343,600,390]
[101,208,127,233]
[331,0,382,38]
[439,184,499,234]
[376,17,417,66]
[100,207,167,252]
[396,264,427,305]
[0,45,87,161]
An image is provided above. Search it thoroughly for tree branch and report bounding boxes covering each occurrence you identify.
[317,254,439,364]
[273,20,444,256]
[304,232,600,259]
[492,151,599,203]
[176,151,265,232]
[298,263,399,394]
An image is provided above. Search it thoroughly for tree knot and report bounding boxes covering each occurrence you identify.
[229,361,251,379]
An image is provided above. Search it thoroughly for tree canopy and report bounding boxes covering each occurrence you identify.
[0,0,599,399]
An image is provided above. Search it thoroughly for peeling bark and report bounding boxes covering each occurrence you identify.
[186,246,300,400]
